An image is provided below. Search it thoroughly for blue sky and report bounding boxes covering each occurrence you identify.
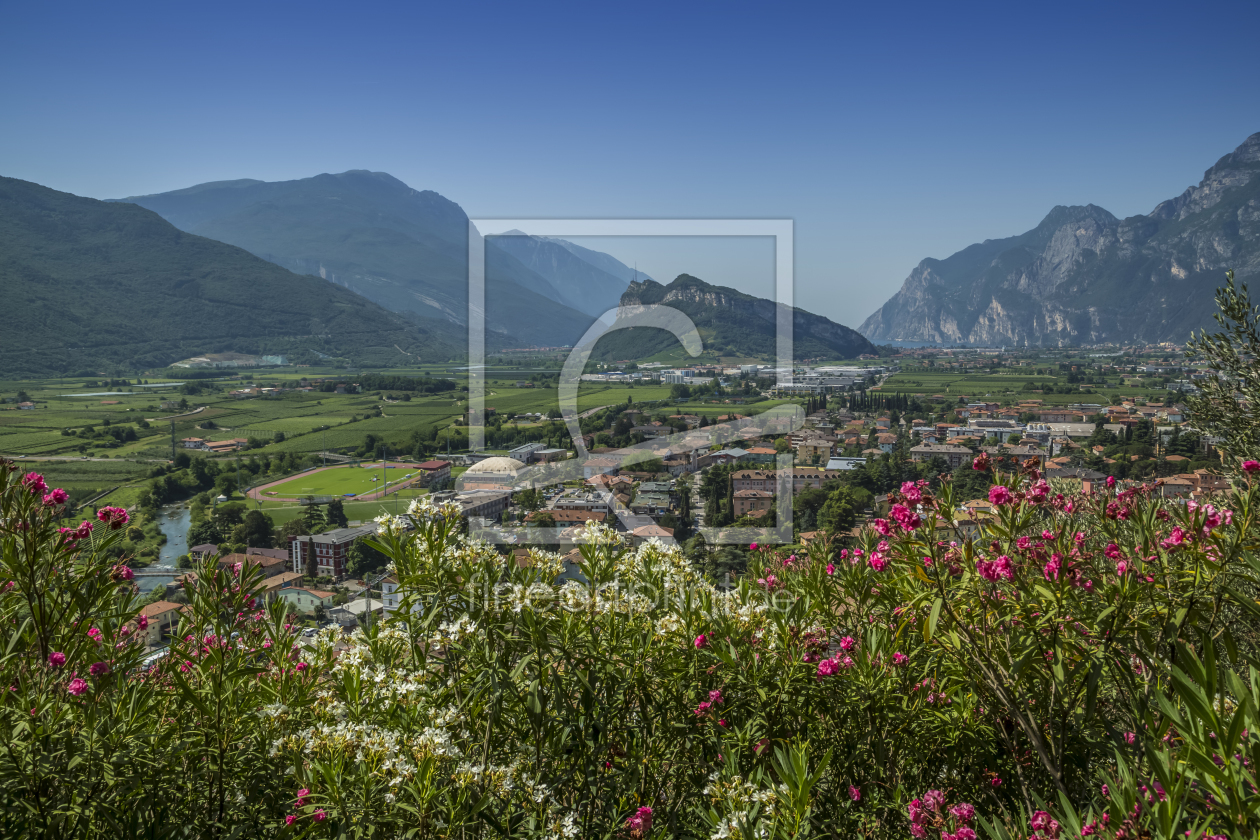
[2,0,1258,325]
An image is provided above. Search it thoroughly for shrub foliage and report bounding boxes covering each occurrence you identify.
[3,454,1260,838]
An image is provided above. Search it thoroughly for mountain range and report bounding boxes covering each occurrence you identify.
[859,132,1260,346]
[0,176,454,375]
[112,172,634,347]
[0,170,875,374]
[596,274,876,361]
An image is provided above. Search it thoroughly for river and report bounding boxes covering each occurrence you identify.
[135,506,191,594]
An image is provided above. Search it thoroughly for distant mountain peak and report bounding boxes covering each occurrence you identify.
[1035,204,1119,230]
[111,171,635,346]
[859,131,1260,346]
[1208,131,1260,173]
[608,272,874,361]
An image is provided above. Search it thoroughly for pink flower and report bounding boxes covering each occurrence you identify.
[988,485,1014,507]
[285,815,296,826]
[890,503,920,531]
[950,803,975,824]
[1243,460,1260,474]
[867,553,887,572]
[66,678,88,696]
[977,555,1013,582]
[87,627,102,643]
[816,658,838,678]
[695,700,712,715]
[826,563,835,575]
[96,506,130,530]
[89,662,110,677]
[1043,554,1061,582]
[296,788,309,806]
[694,634,708,649]
[1104,543,1122,559]
[48,651,66,667]
[749,542,758,551]
[1106,475,1116,488]
[1116,560,1129,576]
[922,790,945,812]
[21,472,47,495]
[900,481,923,503]
[709,689,724,704]
[42,488,68,507]
[848,784,861,801]
[113,564,134,581]
[295,662,309,672]
[137,614,149,631]
[871,518,892,536]
[840,635,856,651]
[1016,536,1031,551]
[313,809,326,822]
[626,806,652,835]
[1030,811,1059,837]
[892,652,908,666]
[990,777,1002,787]
[1161,526,1186,549]
[972,453,991,471]
[1124,731,1135,744]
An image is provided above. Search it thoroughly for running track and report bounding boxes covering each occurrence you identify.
[248,462,420,503]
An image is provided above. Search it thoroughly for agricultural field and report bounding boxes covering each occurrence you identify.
[18,459,153,509]
[877,370,1142,404]
[0,368,806,473]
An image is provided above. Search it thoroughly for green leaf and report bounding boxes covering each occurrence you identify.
[1084,661,1102,721]
[927,598,943,641]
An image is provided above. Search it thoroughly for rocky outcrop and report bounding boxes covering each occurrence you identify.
[612,274,875,360]
[860,132,1260,345]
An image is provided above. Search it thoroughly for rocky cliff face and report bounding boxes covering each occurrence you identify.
[859,132,1260,345]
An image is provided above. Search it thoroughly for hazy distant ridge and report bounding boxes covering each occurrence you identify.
[113,172,641,346]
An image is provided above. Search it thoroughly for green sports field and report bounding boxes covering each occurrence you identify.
[259,464,415,499]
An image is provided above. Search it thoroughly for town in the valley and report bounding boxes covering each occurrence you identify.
[1,339,1223,655]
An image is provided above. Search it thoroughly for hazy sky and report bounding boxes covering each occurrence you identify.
[3,1,1258,326]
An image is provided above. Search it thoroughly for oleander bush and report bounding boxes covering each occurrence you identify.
[3,454,1260,839]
